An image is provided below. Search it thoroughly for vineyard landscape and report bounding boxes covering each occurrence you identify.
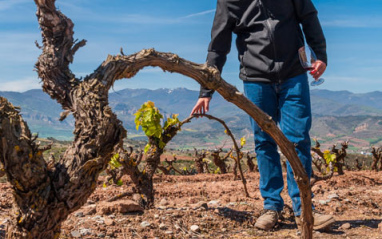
[1,88,382,238]
[1,1,382,239]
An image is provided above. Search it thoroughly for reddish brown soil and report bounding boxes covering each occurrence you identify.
[1,171,382,238]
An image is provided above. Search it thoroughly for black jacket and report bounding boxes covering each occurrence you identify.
[199,0,327,98]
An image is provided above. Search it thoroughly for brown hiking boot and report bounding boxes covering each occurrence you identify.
[295,211,336,231]
[254,210,280,230]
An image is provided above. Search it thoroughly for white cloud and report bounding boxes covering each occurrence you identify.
[1,77,41,92]
[322,17,382,28]
[79,8,215,25]
[118,14,180,24]
[181,9,215,19]
[116,9,215,25]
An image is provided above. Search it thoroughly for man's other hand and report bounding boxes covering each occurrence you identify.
[310,60,326,80]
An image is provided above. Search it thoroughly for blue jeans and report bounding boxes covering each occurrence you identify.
[243,73,312,216]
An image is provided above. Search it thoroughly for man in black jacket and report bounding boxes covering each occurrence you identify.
[191,0,335,231]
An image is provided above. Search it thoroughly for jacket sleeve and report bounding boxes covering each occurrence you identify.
[199,0,235,98]
[292,0,327,65]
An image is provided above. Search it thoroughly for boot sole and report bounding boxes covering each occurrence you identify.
[254,221,278,231]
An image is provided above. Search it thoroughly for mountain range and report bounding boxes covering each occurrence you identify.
[1,88,382,151]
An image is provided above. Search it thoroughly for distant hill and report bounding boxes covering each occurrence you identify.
[1,88,382,151]
[310,89,382,116]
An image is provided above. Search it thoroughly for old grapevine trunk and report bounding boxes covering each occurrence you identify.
[136,119,188,207]
[0,0,313,238]
[0,1,125,238]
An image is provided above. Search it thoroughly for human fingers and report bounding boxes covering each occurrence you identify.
[190,103,202,116]
[190,98,210,117]
[190,100,205,116]
[310,60,326,80]
[203,98,210,113]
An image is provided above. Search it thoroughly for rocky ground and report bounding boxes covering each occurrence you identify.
[1,171,382,239]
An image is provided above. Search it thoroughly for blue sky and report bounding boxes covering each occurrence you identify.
[0,0,381,93]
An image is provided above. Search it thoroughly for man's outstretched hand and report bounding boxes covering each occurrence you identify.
[190,97,211,116]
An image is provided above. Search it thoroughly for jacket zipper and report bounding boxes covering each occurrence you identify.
[259,0,282,84]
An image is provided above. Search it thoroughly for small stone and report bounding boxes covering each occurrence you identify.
[372,209,380,214]
[208,200,220,207]
[190,225,200,232]
[98,233,106,238]
[154,214,160,219]
[96,200,144,215]
[160,198,169,206]
[318,200,328,205]
[80,228,92,236]
[159,223,167,230]
[165,230,174,235]
[198,201,209,208]
[340,223,351,230]
[96,219,105,224]
[132,193,143,203]
[104,218,114,226]
[140,221,151,228]
[71,230,81,238]
[75,212,84,217]
[328,193,339,200]
[82,204,97,215]
[174,224,181,232]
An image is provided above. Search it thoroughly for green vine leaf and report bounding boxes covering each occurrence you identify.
[134,101,163,139]
[164,114,180,130]
[109,153,121,169]
[116,179,123,186]
[144,144,151,153]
